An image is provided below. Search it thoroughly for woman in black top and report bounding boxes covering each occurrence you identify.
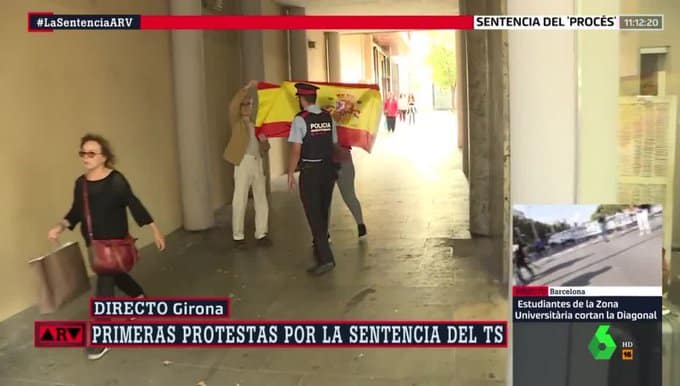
[47,134,165,359]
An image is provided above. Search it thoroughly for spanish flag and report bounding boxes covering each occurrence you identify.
[255,81,383,152]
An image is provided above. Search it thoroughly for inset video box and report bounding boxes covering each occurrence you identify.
[513,286,662,386]
[90,297,231,319]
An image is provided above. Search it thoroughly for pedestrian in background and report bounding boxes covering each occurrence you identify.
[636,204,652,235]
[597,211,609,242]
[383,92,398,133]
[397,93,408,123]
[407,93,417,125]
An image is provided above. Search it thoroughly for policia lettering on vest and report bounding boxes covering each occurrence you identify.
[287,83,339,276]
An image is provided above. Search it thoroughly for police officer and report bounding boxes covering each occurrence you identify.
[287,83,338,276]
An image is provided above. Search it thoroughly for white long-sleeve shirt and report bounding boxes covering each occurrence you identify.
[398,97,408,110]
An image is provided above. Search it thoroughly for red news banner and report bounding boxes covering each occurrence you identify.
[36,297,507,348]
[27,14,659,32]
[27,14,475,31]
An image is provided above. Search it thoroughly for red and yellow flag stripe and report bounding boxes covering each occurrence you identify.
[255,81,382,153]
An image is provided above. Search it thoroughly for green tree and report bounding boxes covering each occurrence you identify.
[426,44,456,108]
[513,216,570,244]
[591,205,630,220]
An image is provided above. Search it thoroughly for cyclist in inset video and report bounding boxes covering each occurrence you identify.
[514,232,535,283]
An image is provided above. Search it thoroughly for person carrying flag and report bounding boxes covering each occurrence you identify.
[223,80,271,247]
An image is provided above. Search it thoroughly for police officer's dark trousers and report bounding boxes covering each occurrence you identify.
[299,161,336,265]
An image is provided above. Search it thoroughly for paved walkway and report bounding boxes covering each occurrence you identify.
[0,111,507,385]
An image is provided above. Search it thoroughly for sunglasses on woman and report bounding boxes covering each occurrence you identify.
[78,151,101,158]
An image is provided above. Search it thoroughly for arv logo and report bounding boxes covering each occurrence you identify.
[588,324,617,360]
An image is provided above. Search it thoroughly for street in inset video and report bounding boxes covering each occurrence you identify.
[513,204,662,286]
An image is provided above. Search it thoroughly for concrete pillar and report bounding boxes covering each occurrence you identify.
[240,0,272,195]
[509,0,577,204]
[325,32,342,82]
[674,121,680,289]
[618,0,640,96]
[288,6,308,80]
[240,1,265,82]
[363,35,374,82]
[460,0,511,382]
[458,0,510,282]
[576,0,619,202]
[169,0,214,230]
[455,30,469,177]
[462,6,491,236]
[488,0,511,288]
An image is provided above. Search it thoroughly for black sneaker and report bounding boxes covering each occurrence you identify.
[307,259,336,273]
[308,262,335,276]
[358,224,367,238]
[233,239,247,248]
[86,346,110,360]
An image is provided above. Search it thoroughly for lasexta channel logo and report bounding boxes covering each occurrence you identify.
[588,324,617,360]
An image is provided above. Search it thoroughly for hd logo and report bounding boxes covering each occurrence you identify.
[588,324,617,360]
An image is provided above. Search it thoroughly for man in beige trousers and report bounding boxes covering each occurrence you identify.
[223,80,271,246]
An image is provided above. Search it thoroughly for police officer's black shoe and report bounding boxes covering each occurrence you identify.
[307,258,335,273]
[307,249,321,272]
[358,224,367,238]
[309,262,335,276]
